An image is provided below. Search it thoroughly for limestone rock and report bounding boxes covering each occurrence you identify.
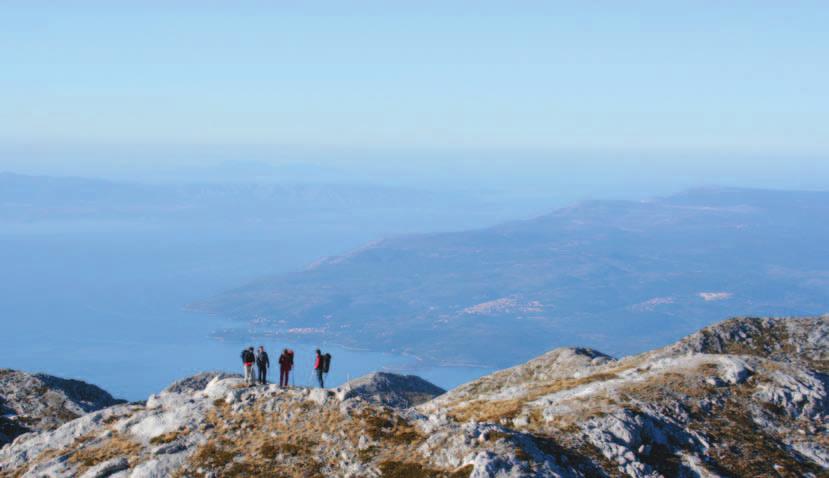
[1,316,827,477]
[338,372,445,408]
[0,369,124,447]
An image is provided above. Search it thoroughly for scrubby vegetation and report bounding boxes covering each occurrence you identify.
[2,317,827,477]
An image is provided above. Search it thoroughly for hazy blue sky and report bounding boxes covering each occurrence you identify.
[2,1,827,160]
[0,0,829,153]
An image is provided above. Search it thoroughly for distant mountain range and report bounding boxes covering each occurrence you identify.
[0,172,460,223]
[199,187,829,367]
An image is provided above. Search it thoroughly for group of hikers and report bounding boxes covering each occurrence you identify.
[240,346,331,388]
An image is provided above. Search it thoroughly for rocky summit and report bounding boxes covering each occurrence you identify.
[1,316,827,477]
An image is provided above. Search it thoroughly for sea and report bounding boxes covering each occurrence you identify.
[0,220,490,401]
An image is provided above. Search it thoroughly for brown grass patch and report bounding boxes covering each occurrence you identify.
[102,414,128,425]
[357,445,379,462]
[177,394,463,478]
[360,411,423,445]
[178,396,341,478]
[68,434,140,473]
[149,428,189,445]
[449,371,623,423]
[379,461,473,478]
[188,440,238,470]
[695,403,824,477]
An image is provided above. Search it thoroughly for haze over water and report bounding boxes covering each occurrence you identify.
[2,2,828,400]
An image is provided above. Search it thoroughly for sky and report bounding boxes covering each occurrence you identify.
[1,2,828,178]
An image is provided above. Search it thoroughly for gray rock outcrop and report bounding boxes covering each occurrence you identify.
[0,370,124,447]
[339,372,445,408]
[1,316,827,477]
[162,371,241,395]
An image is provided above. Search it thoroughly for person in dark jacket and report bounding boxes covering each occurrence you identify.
[278,348,294,388]
[314,349,324,388]
[255,346,270,385]
[241,346,255,386]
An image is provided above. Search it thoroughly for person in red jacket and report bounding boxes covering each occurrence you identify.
[313,349,324,388]
[278,348,294,388]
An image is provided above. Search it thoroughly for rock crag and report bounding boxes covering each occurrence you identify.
[1,316,827,477]
[0,370,124,448]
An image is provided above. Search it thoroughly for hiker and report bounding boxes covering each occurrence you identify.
[314,349,325,387]
[256,346,270,385]
[278,348,294,388]
[241,346,255,386]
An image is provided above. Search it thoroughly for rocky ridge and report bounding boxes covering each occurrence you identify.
[1,316,827,477]
[162,372,242,395]
[341,372,446,408]
[0,370,124,448]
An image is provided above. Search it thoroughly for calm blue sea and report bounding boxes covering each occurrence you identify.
[0,222,489,401]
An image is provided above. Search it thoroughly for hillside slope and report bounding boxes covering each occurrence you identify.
[199,188,829,367]
[0,370,124,447]
[1,316,826,477]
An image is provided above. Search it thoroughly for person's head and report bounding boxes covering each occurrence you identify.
[249,346,254,351]
[315,349,321,355]
[283,348,289,354]
[259,345,264,351]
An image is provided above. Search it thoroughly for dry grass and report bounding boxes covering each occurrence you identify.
[6,433,97,478]
[188,440,238,469]
[694,402,824,477]
[378,461,473,478]
[360,411,423,445]
[618,368,713,403]
[149,427,189,445]
[68,434,140,474]
[102,414,128,425]
[617,363,825,477]
[448,371,623,423]
[541,394,619,433]
[177,393,457,478]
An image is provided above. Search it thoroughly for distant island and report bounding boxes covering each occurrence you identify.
[198,187,829,368]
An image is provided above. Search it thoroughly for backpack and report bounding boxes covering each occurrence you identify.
[281,350,294,369]
[322,353,332,373]
[242,349,253,363]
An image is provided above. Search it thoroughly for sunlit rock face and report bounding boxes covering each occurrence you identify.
[2,316,827,477]
[0,370,125,447]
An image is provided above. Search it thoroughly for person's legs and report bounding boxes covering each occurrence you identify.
[316,369,324,388]
[245,364,254,385]
[280,368,288,387]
